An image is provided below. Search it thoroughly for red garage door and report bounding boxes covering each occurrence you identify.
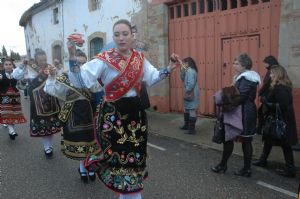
[168,0,281,116]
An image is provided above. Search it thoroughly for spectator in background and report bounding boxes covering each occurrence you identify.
[256,55,279,135]
[211,53,261,177]
[178,57,199,134]
[253,65,298,178]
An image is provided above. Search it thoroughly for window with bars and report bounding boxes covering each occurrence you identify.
[191,2,197,15]
[176,5,182,18]
[241,0,248,7]
[170,7,175,19]
[221,0,227,10]
[199,0,205,14]
[184,4,189,16]
[168,0,269,19]
[207,0,214,12]
[231,0,237,9]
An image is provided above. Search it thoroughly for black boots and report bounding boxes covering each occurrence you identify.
[180,113,197,134]
[185,117,197,134]
[253,142,272,167]
[235,142,252,177]
[180,113,189,130]
[277,146,296,177]
[211,164,227,173]
[252,159,268,167]
[234,168,252,177]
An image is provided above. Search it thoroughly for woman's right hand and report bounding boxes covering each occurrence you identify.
[67,41,76,59]
[48,65,57,77]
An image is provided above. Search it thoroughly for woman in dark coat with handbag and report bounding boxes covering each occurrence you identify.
[211,53,261,177]
[254,65,298,177]
[256,55,279,134]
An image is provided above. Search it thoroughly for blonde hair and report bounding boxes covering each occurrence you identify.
[270,65,292,88]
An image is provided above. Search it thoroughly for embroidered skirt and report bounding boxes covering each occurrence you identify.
[61,99,100,160]
[28,78,62,137]
[85,96,148,194]
[0,87,26,124]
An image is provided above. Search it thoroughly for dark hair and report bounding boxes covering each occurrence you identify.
[3,57,16,68]
[235,53,252,70]
[113,19,132,34]
[263,55,279,69]
[3,57,14,63]
[182,57,198,73]
[75,49,87,59]
[34,48,46,61]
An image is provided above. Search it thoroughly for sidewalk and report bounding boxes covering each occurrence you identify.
[146,110,300,168]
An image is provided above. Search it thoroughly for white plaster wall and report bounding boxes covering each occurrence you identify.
[25,2,64,62]
[24,0,143,65]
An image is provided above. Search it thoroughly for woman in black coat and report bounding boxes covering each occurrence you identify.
[211,53,261,177]
[254,65,298,177]
[256,55,279,134]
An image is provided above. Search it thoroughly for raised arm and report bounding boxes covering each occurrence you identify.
[43,65,68,101]
[143,53,179,86]
[12,65,26,80]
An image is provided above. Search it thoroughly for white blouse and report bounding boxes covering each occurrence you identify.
[12,65,38,80]
[80,58,168,97]
[44,57,169,100]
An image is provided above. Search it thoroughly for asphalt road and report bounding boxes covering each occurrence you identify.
[0,97,299,199]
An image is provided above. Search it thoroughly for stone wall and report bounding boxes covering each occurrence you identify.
[279,0,300,88]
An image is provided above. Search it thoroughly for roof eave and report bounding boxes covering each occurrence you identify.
[19,0,57,27]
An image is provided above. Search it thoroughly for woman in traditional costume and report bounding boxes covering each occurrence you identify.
[0,58,26,140]
[44,37,101,182]
[68,19,179,199]
[12,49,62,157]
[43,20,179,195]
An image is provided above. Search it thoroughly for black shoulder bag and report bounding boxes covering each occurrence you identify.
[262,103,286,140]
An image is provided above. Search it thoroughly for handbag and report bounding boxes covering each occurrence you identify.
[262,104,286,140]
[212,107,225,144]
[184,91,194,101]
[183,71,197,101]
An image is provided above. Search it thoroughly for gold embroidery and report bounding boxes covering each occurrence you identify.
[110,167,146,176]
[58,102,74,122]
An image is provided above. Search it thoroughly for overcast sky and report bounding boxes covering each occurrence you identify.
[0,0,40,55]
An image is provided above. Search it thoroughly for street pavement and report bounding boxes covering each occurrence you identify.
[147,110,300,168]
[0,95,299,199]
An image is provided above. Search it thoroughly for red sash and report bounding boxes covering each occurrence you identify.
[95,48,144,101]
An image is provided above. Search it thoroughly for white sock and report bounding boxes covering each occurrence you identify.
[7,125,16,134]
[42,135,53,151]
[79,161,87,175]
[119,193,142,199]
